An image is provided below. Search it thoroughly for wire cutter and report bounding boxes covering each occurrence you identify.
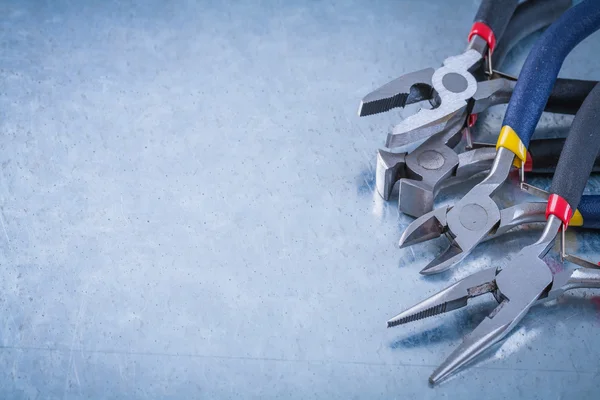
[378,127,600,218]
[397,0,600,274]
[364,0,598,217]
[388,80,600,385]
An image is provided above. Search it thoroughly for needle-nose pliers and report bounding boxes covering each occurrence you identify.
[388,80,600,385]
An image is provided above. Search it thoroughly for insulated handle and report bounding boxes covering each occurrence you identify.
[545,78,597,115]
[492,0,571,68]
[549,84,600,212]
[472,0,520,51]
[577,196,600,229]
[501,0,600,150]
[528,138,600,174]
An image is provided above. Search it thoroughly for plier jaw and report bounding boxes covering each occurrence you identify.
[360,49,483,148]
[358,69,435,118]
[375,150,405,201]
[390,216,561,384]
[386,266,498,328]
[376,127,469,217]
[398,205,449,249]
[398,147,516,275]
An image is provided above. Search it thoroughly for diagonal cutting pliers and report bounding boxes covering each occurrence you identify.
[379,129,600,218]
[397,0,600,274]
[387,80,600,385]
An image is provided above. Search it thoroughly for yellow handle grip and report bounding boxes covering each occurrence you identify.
[570,209,584,227]
[496,125,527,168]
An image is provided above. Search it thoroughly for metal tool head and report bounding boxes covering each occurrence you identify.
[396,128,462,218]
[387,266,498,328]
[391,216,598,384]
[376,125,466,218]
[397,179,435,219]
[389,235,556,384]
[428,242,555,384]
[439,218,561,383]
[375,149,406,200]
[397,188,501,275]
[398,205,449,248]
[385,49,483,148]
[387,100,468,148]
[389,257,553,384]
[385,74,517,149]
[358,68,435,117]
[375,133,499,218]
[440,219,600,383]
[398,148,515,274]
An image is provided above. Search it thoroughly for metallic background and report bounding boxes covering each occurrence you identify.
[1,0,600,398]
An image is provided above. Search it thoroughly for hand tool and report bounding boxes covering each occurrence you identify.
[358,0,594,149]
[367,0,598,217]
[400,192,600,250]
[397,0,600,274]
[387,81,600,385]
[358,0,521,144]
[378,131,600,218]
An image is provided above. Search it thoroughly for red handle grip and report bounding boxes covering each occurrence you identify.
[468,22,497,53]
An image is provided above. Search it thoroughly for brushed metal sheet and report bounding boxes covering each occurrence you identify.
[1,0,599,398]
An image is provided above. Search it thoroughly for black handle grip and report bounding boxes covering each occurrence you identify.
[493,0,571,69]
[528,138,600,173]
[474,0,520,47]
[545,78,598,115]
[578,196,600,229]
[549,84,600,210]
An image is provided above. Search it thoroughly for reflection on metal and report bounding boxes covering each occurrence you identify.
[520,182,549,199]
[561,228,600,269]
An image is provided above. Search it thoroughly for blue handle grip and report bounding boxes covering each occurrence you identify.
[578,195,600,229]
[502,0,600,148]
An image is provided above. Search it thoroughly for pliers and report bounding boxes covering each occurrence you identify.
[359,0,522,145]
[359,0,590,148]
[397,0,600,274]
[378,130,600,218]
[362,0,598,218]
[387,80,600,385]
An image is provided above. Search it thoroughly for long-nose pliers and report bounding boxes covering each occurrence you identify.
[388,80,600,385]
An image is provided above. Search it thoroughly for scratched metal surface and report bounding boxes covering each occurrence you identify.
[1,0,600,398]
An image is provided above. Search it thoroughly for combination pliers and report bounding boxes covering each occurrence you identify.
[387,80,600,384]
[397,0,600,274]
[360,0,598,218]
